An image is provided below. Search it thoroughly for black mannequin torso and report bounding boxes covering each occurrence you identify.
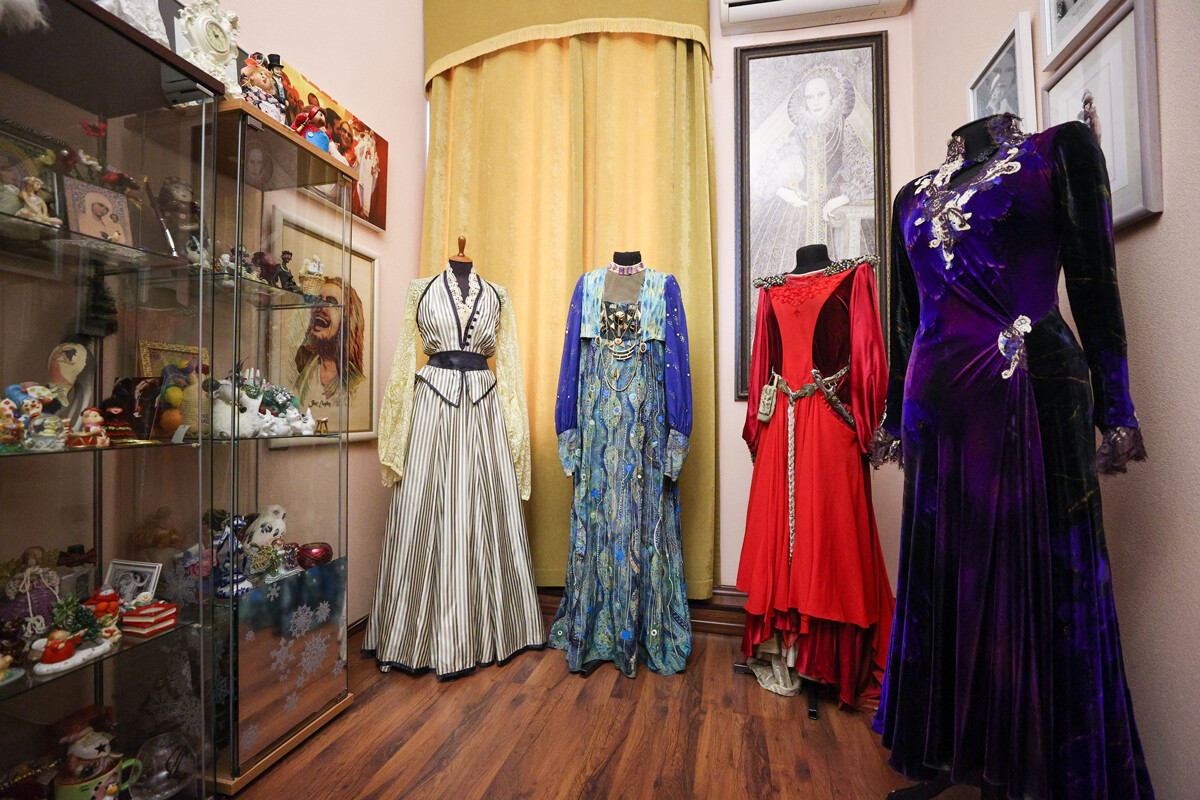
[449,259,473,296]
[947,117,1001,189]
[612,250,642,267]
[792,244,833,275]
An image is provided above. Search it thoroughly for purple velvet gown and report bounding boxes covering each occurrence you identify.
[871,115,1154,799]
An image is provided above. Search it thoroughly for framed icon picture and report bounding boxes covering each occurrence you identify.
[967,12,1037,126]
[62,176,132,245]
[1043,0,1161,228]
[734,33,890,399]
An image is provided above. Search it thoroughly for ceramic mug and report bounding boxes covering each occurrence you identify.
[54,758,141,800]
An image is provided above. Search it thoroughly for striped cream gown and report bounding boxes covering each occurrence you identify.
[367,265,544,678]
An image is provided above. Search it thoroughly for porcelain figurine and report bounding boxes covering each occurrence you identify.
[242,505,286,549]
[59,726,117,784]
[79,407,109,447]
[84,586,121,619]
[15,176,61,226]
[38,630,79,665]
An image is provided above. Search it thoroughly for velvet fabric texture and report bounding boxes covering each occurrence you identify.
[873,119,1154,799]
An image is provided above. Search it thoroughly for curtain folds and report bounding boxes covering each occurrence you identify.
[420,32,718,598]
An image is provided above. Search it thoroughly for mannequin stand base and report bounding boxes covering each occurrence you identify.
[732,661,820,719]
[575,659,605,678]
[886,774,952,800]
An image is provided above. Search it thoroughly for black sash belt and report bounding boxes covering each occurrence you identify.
[427,350,488,371]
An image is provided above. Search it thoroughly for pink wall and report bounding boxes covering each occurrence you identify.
[226,0,427,623]
[709,7,913,588]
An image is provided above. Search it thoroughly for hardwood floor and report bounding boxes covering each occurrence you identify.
[233,631,979,800]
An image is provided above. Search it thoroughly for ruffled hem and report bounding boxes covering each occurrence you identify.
[742,611,885,710]
[868,425,903,469]
[1096,425,1147,475]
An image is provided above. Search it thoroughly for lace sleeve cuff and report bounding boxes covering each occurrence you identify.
[665,429,690,481]
[558,428,580,476]
[868,425,903,469]
[1096,425,1147,475]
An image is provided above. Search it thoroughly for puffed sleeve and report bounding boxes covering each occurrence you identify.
[869,187,919,468]
[1053,121,1146,473]
[554,276,585,476]
[494,286,531,500]
[849,262,887,454]
[378,278,428,487]
[663,274,692,480]
[742,287,780,459]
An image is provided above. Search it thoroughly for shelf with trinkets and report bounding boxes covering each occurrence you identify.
[0,0,217,797]
[207,83,354,795]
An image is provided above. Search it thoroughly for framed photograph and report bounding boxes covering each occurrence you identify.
[967,12,1037,125]
[1043,0,1161,228]
[104,560,162,603]
[0,119,62,226]
[62,176,132,245]
[1042,0,1123,71]
[138,339,211,377]
[268,208,377,443]
[735,33,889,399]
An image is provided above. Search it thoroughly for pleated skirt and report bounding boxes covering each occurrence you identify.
[363,377,545,678]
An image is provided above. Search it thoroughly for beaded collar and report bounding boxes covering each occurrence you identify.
[752,255,878,288]
[607,261,645,276]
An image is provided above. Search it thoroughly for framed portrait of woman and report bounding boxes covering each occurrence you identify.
[734,33,890,399]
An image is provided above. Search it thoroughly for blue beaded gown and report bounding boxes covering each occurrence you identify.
[548,266,693,677]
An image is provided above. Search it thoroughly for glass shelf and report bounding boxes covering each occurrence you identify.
[0,624,192,705]
[0,433,337,459]
[211,274,341,310]
[0,212,190,273]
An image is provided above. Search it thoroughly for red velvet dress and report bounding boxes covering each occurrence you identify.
[737,261,894,708]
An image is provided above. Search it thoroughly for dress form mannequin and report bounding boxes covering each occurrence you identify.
[449,235,473,295]
[883,118,1015,800]
[792,244,833,275]
[947,117,1005,189]
[611,250,642,267]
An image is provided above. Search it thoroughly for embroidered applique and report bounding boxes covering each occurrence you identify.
[998,315,1032,379]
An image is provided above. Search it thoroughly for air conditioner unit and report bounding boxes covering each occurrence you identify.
[719,0,909,34]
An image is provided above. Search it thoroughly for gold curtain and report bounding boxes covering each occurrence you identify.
[423,0,710,86]
[420,33,718,598]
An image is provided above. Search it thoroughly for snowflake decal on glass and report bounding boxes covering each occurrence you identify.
[244,630,255,642]
[332,658,347,677]
[315,601,332,624]
[243,724,260,748]
[288,604,314,639]
[270,638,295,673]
[284,692,299,714]
[213,673,231,703]
[266,583,280,601]
[298,632,330,678]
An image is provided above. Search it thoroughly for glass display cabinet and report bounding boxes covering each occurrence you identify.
[207,99,354,794]
[0,1,220,798]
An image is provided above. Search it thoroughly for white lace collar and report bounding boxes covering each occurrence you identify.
[445,264,480,328]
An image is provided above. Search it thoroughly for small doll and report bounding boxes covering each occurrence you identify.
[131,507,182,567]
[291,107,330,151]
[97,379,136,440]
[79,407,109,447]
[240,56,287,124]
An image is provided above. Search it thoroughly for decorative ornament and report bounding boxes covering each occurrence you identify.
[177,0,241,99]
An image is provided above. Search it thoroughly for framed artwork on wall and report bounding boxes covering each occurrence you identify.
[1043,0,1161,228]
[734,33,890,399]
[268,208,378,444]
[1041,0,1124,71]
[967,12,1037,126]
[138,340,210,377]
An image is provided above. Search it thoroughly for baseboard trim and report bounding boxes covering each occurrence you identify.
[536,585,746,638]
[348,615,368,637]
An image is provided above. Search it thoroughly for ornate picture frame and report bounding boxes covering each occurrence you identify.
[735,33,890,399]
[1042,0,1161,228]
[138,339,211,377]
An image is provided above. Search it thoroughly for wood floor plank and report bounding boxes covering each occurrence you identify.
[232,632,931,800]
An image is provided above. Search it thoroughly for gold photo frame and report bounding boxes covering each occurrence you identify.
[138,339,210,377]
